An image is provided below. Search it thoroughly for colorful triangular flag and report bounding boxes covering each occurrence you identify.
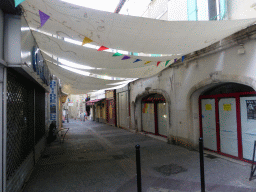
[15,0,25,7]
[157,61,161,66]
[82,37,93,45]
[97,46,109,51]
[133,59,142,63]
[39,10,50,27]
[144,61,151,65]
[113,52,123,57]
[165,60,170,66]
[182,56,185,62]
[122,56,131,60]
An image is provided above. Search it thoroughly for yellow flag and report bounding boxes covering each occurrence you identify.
[144,61,151,65]
[82,36,93,45]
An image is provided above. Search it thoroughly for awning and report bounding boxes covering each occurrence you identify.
[21,0,256,94]
[86,99,105,106]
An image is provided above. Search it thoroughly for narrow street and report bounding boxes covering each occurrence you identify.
[23,120,256,192]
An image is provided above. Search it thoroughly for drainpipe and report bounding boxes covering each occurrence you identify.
[114,0,126,13]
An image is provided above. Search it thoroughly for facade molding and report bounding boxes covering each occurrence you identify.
[185,74,256,149]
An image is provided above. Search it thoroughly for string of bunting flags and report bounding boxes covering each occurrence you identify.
[15,0,184,67]
[85,35,184,67]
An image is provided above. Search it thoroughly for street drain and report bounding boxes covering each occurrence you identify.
[154,164,187,176]
[205,154,218,159]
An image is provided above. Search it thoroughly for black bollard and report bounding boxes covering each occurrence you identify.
[135,144,142,192]
[199,138,205,192]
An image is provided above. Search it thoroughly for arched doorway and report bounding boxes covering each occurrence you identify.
[199,83,256,160]
[141,94,167,137]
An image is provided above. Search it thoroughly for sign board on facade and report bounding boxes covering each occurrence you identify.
[32,46,50,86]
[50,80,57,121]
[205,104,212,111]
[223,104,231,111]
[246,100,256,120]
[68,102,73,106]
[106,90,114,99]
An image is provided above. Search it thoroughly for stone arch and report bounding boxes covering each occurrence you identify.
[186,74,256,148]
[133,89,171,140]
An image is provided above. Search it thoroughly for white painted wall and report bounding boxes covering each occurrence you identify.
[168,0,188,21]
[4,14,21,65]
[228,0,256,20]
[21,16,37,67]
[130,39,256,147]
[146,0,169,19]
[0,9,4,61]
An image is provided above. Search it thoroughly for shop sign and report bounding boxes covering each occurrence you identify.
[50,80,57,121]
[32,46,50,86]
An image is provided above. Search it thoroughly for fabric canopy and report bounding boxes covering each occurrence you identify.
[21,0,256,94]
[42,50,168,78]
[46,61,127,94]
[22,0,256,54]
[33,31,175,70]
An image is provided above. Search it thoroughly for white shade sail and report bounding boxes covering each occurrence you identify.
[33,31,176,70]
[21,0,256,94]
[46,61,127,94]
[42,51,168,79]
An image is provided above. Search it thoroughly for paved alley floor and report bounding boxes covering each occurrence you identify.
[23,119,256,192]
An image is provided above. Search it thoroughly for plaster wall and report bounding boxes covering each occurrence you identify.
[21,16,37,67]
[168,0,188,21]
[0,9,4,61]
[228,0,256,20]
[146,0,168,19]
[130,39,256,148]
[4,14,21,65]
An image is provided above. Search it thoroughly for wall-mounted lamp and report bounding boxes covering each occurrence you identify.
[237,44,245,55]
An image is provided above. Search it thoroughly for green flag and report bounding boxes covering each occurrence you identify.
[165,60,170,67]
[113,52,123,57]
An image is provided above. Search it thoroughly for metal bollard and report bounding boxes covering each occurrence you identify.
[135,144,142,192]
[199,137,205,192]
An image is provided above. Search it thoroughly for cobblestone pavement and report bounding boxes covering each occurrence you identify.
[23,119,256,192]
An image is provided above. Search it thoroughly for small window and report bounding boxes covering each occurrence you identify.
[188,0,227,21]
[187,0,198,21]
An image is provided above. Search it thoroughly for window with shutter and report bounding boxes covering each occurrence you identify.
[208,0,217,20]
[187,0,197,21]
[208,0,227,20]
[219,0,227,20]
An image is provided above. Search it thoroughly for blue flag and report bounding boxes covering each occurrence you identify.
[133,59,142,63]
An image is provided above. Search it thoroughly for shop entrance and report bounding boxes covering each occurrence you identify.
[200,83,256,160]
[141,94,167,137]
